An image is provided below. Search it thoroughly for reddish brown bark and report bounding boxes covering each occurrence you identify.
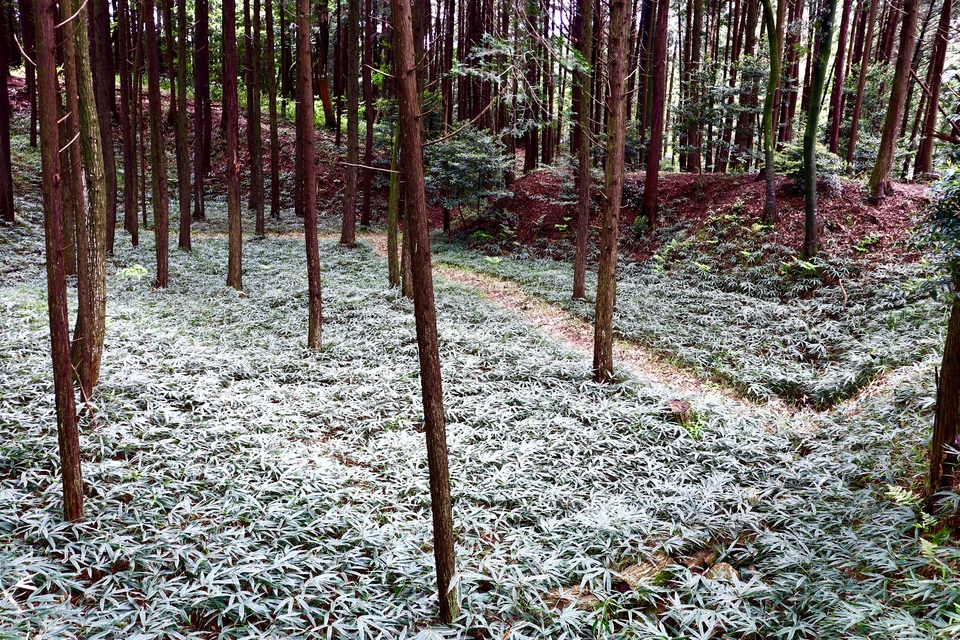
[641,0,668,225]
[296,0,322,347]
[595,0,632,381]
[225,0,243,289]
[36,0,84,522]
[391,0,459,621]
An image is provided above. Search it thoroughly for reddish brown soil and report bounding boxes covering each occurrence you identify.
[488,168,928,263]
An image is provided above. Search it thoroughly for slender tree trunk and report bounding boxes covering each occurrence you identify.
[335,0,345,146]
[341,0,360,246]
[145,0,170,287]
[35,0,83,521]
[18,0,37,148]
[266,0,281,217]
[174,0,190,249]
[280,0,291,100]
[162,1,176,122]
[594,0,631,382]
[62,2,91,390]
[118,0,138,242]
[296,0,322,347]
[56,99,77,276]
[572,0,593,300]
[442,0,454,126]
[194,0,210,219]
[225,0,244,289]
[361,0,375,227]
[64,0,108,397]
[827,0,852,153]
[391,0,459,620]
[760,0,781,223]
[915,0,951,175]
[316,0,337,126]
[929,286,960,500]
[135,13,148,230]
[803,0,838,258]
[868,0,919,198]
[244,0,254,206]
[89,0,117,254]
[250,0,265,235]
[687,0,702,173]
[640,0,668,225]
[387,128,401,287]
[847,0,878,166]
[0,6,14,225]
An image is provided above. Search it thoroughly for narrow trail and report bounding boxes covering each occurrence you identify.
[359,232,798,427]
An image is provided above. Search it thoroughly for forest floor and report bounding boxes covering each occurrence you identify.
[3,88,960,637]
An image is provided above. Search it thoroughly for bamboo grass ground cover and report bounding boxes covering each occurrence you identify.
[1,221,959,638]
[432,241,945,408]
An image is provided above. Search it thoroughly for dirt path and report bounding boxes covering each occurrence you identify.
[359,232,796,424]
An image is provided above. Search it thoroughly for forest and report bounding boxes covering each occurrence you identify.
[3,0,960,635]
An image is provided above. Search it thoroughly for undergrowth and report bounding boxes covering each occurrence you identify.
[433,230,944,407]
[1,211,959,637]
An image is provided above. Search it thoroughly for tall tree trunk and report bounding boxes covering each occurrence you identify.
[387,128,401,287]
[280,0,291,99]
[846,0,878,166]
[251,0,265,236]
[929,287,960,500]
[361,0,375,227]
[594,0,631,382]
[176,0,191,250]
[827,0,853,153]
[244,0,253,205]
[145,0,170,288]
[296,0,322,347]
[572,0,593,300]
[193,0,211,219]
[266,0,281,217]
[118,0,138,242]
[0,6,14,225]
[341,0,360,246]
[18,0,37,147]
[391,0,459,621]
[803,0,838,258]
[225,0,244,289]
[400,183,413,298]
[334,0,345,146]
[442,0,455,126]
[35,0,83,521]
[915,0,951,176]
[868,0,919,198]
[687,0,702,173]
[135,12,148,230]
[640,0,668,225]
[64,0,108,397]
[89,0,117,254]
[118,0,140,247]
[760,0,781,223]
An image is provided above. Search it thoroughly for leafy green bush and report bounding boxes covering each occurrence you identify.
[775,140,844,195]
[424,126,511,212]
